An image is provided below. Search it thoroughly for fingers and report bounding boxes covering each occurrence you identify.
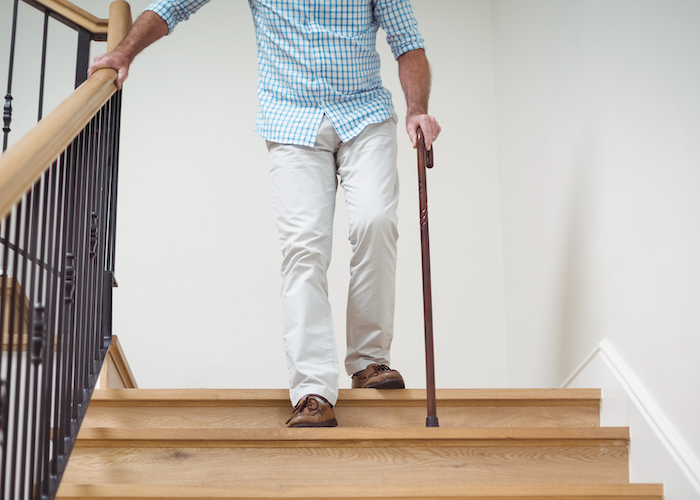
[87,52,130,90]
[115,67,129,89]
[409,127,418,149]
[407,114,441,151]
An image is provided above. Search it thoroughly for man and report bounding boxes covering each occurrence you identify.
[89,0,441,427]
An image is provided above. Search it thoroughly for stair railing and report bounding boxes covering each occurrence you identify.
[0,2,131,499]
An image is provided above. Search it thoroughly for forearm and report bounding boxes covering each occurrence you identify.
[397,48,440,150]
[398,48,431,117]
[112,11,169,64]
[87,11,168,88]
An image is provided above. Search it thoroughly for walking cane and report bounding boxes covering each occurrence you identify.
[416,127,438,428]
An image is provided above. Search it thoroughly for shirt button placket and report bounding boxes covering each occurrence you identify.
[308,1,324,109]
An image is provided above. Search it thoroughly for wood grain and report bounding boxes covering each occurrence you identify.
[83,388,600,429]
[88,388,601,407]
[30,0,108,35]
[1,277,29,347]
[73,427,629,448]
[107,1,132,52]
[82,404,599,429]
[60,388,648,496]
[60,444,630,488]
[56,483,663,499]
[99,336,138,389]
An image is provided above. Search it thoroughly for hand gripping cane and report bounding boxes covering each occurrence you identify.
[416,127,438,428]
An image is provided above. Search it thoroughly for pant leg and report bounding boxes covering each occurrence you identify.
[336,116,400,376]
[267,118,342,407]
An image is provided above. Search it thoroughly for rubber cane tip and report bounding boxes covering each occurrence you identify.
[426,416,440,427]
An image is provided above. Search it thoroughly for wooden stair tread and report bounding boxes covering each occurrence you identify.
[64,388,653,496]
[84,389,601,429]
[56,483,664,499]
[62,443,631,487]
[82,404,600,429]
[88,388,601,407]
[75,426,628,447]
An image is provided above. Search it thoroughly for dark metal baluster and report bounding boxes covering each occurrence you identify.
[104,99,115,348]
[69,121,91,440]
[27,303,45,500]
[71,121,89,424]
[85,111,96,391]
[104,93,122,358]
[81,113,96,403]
[9,190,31,499]
[37,10,50,121]
[18,179,42,500]
[56,136,79,476]
[88,111,101,373]
[3,0,20,151]
[17,188,36,498]
[85,111,97,382]
[36,157,62,500]
[0,212,12,498]
[74,28,91,88]
[82,110,97,395]
[99,99,113,353]
[93,105,109,370]
[47,149,70,497]
[106,92,122,275]
[27,166,52,499]
[4,204,21,498]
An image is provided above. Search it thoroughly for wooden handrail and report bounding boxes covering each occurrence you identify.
[30,0,109,36]
[0,1,132,220]
[107,0,132,52]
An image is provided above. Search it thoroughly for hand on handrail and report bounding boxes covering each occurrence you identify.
[88,51,131,89]
[87,10,168,90]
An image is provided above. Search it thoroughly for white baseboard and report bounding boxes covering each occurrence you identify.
[562,339,700,500]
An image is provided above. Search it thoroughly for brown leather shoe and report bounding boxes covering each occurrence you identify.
[351,364,405,389]
[286,394,338,427]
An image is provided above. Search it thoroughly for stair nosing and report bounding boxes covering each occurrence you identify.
[56,483,663,499]
[88,388,601,407]
[74,426,629,448]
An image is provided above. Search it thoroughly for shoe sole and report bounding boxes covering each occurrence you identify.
[288,419,338,428]
[365,378,405,389]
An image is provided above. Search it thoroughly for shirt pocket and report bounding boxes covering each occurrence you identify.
[318,0,375,38]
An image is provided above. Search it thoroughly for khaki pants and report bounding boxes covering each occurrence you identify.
[267,115,399,406]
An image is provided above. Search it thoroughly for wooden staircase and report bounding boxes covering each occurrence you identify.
[56,385,663,499]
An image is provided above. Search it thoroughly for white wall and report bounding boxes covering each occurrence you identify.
[492,0,700,465]
[4,0,697,483]
[0,0,79,147]
[56,0,507,392]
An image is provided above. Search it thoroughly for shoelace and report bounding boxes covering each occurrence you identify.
[352,364,392,379]
[285,394,332,424]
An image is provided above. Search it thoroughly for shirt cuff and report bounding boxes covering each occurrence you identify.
[389,37,425,60]
[144,0,208,35]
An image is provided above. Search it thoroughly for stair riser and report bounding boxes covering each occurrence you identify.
[82,405,600,429]
[61,444,629,488]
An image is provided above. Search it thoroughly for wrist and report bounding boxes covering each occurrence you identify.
[407,110,428,119]
[111,43,136,64]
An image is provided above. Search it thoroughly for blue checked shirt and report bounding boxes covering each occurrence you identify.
[145,0,425,146]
